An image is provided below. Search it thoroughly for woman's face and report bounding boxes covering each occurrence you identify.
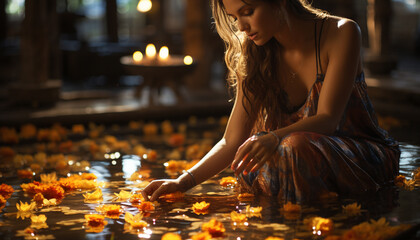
[222,0,283,46]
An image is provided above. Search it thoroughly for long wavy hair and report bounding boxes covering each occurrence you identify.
[211,0,327,132]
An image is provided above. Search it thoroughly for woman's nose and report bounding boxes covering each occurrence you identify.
[238,19,248,32]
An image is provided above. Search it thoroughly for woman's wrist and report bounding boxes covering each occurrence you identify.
[269,131,280,148]
[178,170,197,192]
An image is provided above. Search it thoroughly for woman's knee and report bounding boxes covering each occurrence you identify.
[280,132,316,150]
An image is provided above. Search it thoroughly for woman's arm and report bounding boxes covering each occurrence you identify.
[142,82,255,201]
[232,19,362,175]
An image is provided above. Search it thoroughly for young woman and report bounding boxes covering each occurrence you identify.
[142,0,400,203]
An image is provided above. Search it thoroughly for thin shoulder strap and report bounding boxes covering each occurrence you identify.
[314,18,326,77]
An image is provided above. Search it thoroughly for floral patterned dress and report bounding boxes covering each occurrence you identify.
[239,72,400,203]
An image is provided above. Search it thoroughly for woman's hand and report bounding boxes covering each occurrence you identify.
[231,132,279,175]
[141,179,181,202]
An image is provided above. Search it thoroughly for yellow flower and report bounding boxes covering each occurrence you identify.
[16,201,36,212]
[191,231,212,240]
[231,211,247,223]
[245,205,262,218]
[202,218,225,238]
[83,188,103,202]
[283,202,301,213]
[342,202,361,216]
[219,176,237,187]
[40,172,57,183]
[31,214,47,224]
[114,190,132,200]
[161,232,182,240]
[95,204,122,218]
[125,212,148,228]
[192,201,210,215]
[307,217,334,235]
[265,237,284,240]
[138,201,155,212]
[43,198,57,206]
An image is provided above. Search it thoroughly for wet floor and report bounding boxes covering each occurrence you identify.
[0,119,419,240]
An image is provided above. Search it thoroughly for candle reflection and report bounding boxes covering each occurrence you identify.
[145,44,156,59]
[158,46,169,61]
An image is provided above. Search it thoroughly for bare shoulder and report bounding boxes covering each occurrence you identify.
[323,17,361,55]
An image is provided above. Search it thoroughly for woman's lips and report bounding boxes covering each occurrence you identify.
[248,33,257,40]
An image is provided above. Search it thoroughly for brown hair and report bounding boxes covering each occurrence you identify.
[211,0,327,132]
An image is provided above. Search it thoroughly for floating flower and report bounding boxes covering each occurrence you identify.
[238,193,254,201]
[192,201,210,215]
[83,188,103,202]
[201,218,225,238]
[31,214,47,224]
[85,214,107,233]
[20,124,37,139]
[161,232,182,240]
[191,231,212,240]
[32,193,45,205]
[342,202,361,216]
[283,202,301,213]
[129,193,145,204]
[16,201,36,212]
[137,201,155,212]
[95,204,122,218]
[125,212,148,229]
[264,237,284,240]
[395,175,406,187]
[17,169,34,179]
[81,173,97,180]
[0,183,14,198]
[0,195,6,205]
[41,184,65,200]
[231,211,247,224]
[413,167,420,182]
[143,123,158,136]
[42,198,57,207]
[219,176,237,187]
[164,160,187,174]
[305,217,334,235]
[114,190,132,201]
[160,191,184,202]
[72,124,85,135]
[40,172,57,183]
[168,133,185,147]
[245,205,262,218]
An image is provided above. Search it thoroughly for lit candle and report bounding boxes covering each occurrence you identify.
[132,51,143,63]
[137,0,152,13]
[183,55,193,65]
[158,46,169,62]
[145,44,156,61]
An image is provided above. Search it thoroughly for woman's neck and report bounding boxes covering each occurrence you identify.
[274,13,316,51]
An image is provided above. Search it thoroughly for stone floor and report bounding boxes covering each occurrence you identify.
[0,53,419,144]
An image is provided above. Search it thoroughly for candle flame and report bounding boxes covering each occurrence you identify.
[159,46,169,60]
[184,55,193,65]
[133,51,143,62]
[145,44,156,58]
[137,0,152,13]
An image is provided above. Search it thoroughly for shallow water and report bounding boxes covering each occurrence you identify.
[0,122,419,240]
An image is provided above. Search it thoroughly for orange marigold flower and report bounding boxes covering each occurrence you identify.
[81,173,97,180]
[130,193,145,204]
[58,140,73,153]
[219,176,237,187]
[192,201,210,215]
[147,150,158,161]
[230,211,247,223]
[0,195,6,205]
[96,204,122,218]
[32,193,45,204]
[413,167,420,182]
[20,124,37,139]
[0,183,14,198]
[308,217,334,235]
[283,202,301,213]
[137,201,155,212]
[168,133,185,147]
[238,193,254,201]
[395,175,406,187]
[72,124,85,135]
[161,232,182,240]
[0,146,15,160]
[191,231,212,240]
[342,202,362,216]
[164,160,186,173]
[58,178,78,191]
[41,184,65,200]
[201,218,225,238]
[265,237,285,240]
[17,169,34,179]
[85,214,107,227]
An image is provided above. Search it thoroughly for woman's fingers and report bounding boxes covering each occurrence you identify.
[141,180,179,202]
[141,180,163,201]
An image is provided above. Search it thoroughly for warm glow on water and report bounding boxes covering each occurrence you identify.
[183,55,193,65]
[0,118,419,239]
[137,0,152,12]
